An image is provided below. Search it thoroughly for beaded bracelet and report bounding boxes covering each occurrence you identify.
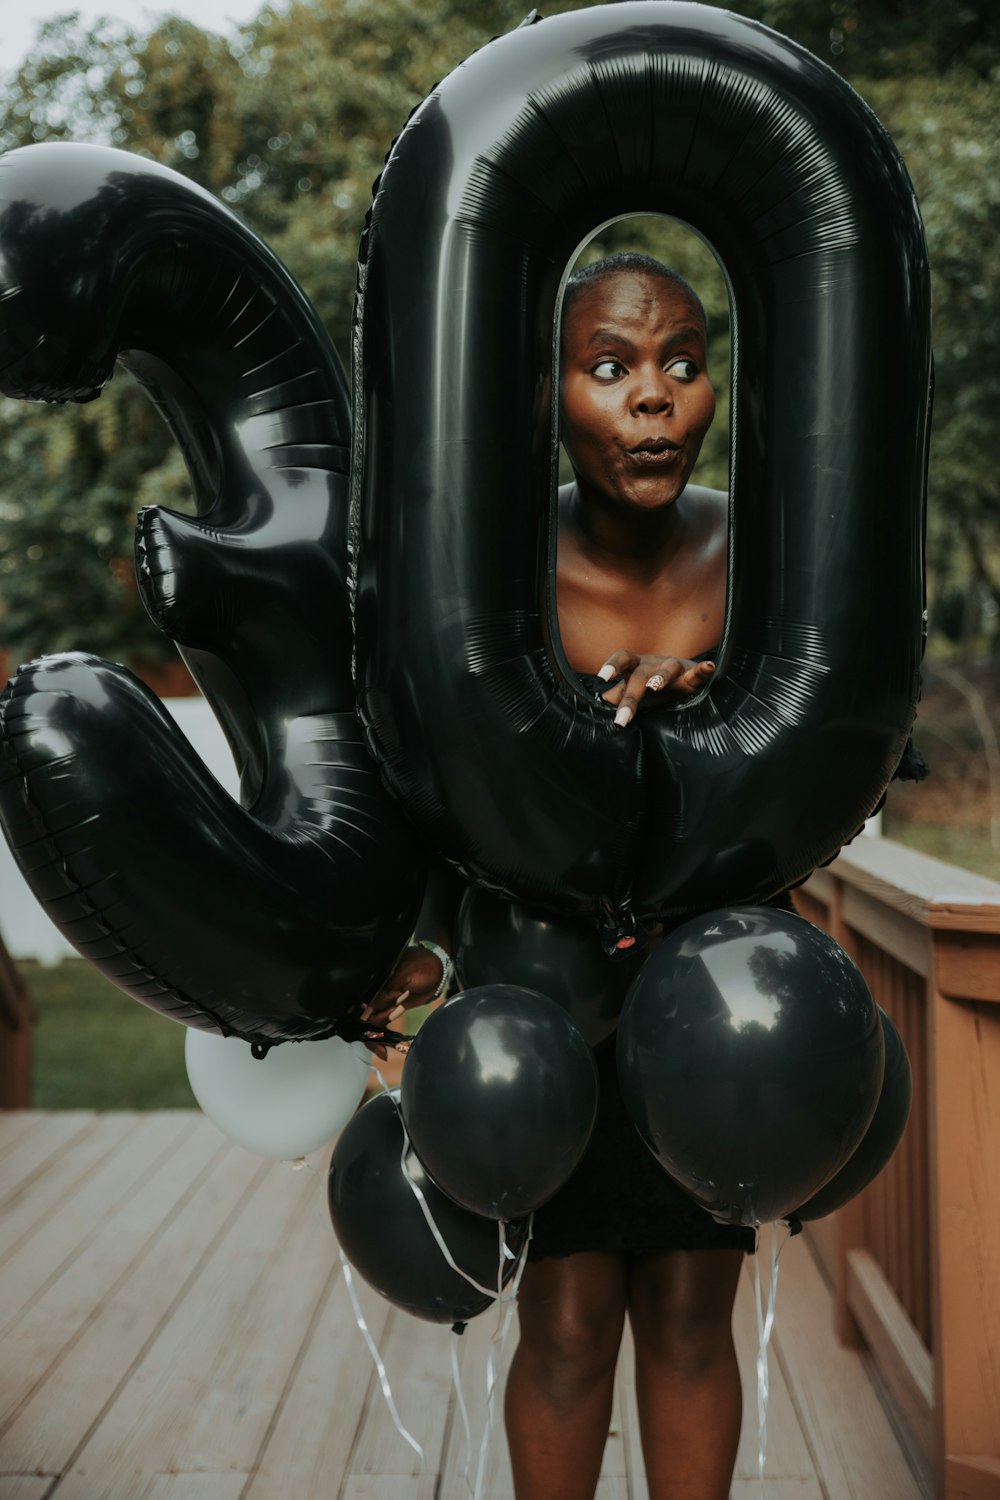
[417,938,454,1000]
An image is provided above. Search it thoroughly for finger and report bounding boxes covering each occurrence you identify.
[613,660,685,726]
[367,983,411,1015]
[612,665,652,726]
[671,660,716,696]
[596,648,639,683]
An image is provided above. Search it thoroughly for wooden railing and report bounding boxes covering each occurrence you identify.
[795,837,1000,1500]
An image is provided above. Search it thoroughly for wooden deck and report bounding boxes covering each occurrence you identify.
[0,1110,930,1500]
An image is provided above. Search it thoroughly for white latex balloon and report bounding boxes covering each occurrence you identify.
[185,1029,372,1159]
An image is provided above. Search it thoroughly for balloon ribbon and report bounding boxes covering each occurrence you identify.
[339,1251,426,1463]
[753,1220,793,1499]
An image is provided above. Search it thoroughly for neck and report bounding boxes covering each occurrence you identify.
[563,480,690,576]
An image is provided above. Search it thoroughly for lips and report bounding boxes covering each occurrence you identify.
[628,438,680,454]
[626,437,682,465]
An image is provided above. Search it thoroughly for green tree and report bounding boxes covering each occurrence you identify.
[865,73,1000,646]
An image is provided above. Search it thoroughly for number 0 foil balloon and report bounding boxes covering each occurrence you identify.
[353,2,931,945]
[0,143,424,1045]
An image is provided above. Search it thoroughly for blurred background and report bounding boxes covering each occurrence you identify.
[0,0,996,1107]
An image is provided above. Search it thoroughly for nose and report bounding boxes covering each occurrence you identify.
[631,365,673,415]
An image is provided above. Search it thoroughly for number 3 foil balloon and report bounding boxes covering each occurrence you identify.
[0,143,424,1045]
[353,2,931,948]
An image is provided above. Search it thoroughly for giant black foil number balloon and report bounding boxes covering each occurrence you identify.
[0,144,424,1044]
[616,906,885,1226]
[354,3,931,945]
[328,1090,523,1325]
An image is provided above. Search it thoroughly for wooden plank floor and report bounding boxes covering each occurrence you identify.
[0,1112,930,1500]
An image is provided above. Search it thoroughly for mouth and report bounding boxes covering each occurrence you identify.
[626,438,682,464]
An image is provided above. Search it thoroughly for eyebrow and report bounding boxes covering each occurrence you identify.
[583,325,705,352]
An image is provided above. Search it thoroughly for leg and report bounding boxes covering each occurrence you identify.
[627,1248,744,1500]
[505,1251,628,1500]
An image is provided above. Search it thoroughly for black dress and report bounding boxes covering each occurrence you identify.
[528,1028,761,1260]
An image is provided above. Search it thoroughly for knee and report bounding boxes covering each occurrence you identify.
[515,1302,624,1410]
[636,1305,737,1380]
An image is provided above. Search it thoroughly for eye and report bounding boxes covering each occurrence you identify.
[668,358,699,382]
[591,358,626,382]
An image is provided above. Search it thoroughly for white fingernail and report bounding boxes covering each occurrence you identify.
[387,1004,405,1022]
[647,675,664,690]
[614,705,632,727]
[597,664,615,681]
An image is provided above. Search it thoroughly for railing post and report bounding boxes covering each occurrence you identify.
[0,932,33,1108]
[927,930,1000,1500]
[822,868,868,1351]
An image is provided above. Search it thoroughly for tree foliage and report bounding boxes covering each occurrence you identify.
[0,0,997,666]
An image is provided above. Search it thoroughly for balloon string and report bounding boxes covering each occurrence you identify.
[752,1221,792,1499]
[380,1082,521,1304]
[472,1215,533,1500]
[362,1056,536,1495]
[449,1335,474,1497]
[338,1250,426,1464]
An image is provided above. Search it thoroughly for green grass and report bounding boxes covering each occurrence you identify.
[20,960,430,1111]
[22,961,196,1110]
[883,820,999,880]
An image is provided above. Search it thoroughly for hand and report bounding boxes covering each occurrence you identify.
[597,649,715,727]
[358,944,447,1056]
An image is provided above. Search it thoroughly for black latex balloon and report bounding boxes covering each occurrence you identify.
[789,1007,912,1224]
[616,906,884,1226]
[0,143,424,1044]
[454,886,646,1046]
[400,985,599,1220]
[353,2,931,947]
[328,1090,522,1325]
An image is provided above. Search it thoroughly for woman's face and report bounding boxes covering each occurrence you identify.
[560,271,716,513]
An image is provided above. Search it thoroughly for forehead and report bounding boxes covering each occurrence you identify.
[562,272,704,344]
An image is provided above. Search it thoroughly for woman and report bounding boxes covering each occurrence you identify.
[363,252,751,1500]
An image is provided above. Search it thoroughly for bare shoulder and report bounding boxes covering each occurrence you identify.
[557,479,577,514]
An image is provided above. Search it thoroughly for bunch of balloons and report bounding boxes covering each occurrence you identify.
[328,913,912,1318]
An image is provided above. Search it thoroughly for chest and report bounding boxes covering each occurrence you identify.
[556,557,724,674]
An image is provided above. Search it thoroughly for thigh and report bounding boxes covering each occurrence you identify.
[627,1248,743,1364]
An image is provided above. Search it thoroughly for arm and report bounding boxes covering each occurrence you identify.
[360,858,465,1050]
